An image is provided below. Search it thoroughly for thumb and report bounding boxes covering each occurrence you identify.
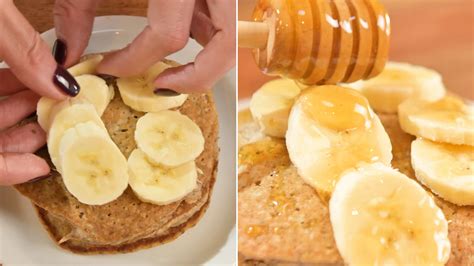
[0,1,80,100]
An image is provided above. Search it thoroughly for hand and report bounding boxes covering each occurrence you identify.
[54,0,236,93]
[0,0,86,185]
[0,0,80,99]
[0,89,50,185]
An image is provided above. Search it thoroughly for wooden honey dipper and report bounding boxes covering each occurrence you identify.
[239,0,391,85]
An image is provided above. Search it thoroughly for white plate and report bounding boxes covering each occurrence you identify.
[0,16,236,265]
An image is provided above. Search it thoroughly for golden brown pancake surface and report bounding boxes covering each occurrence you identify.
[14,58,220,253]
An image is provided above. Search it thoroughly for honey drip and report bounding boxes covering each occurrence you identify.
[267,170,295,217]
[298,86,385,193]
[238,139,289,166]
[238,139,291,190]
[244,225,269,237]
[300,85,373,131]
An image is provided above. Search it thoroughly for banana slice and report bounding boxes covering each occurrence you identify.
[398,95,474,145]
[135,110,204,167]
[117,61,188,112]
[108,84,115,101]
[48,102,107,170]
[37,97,57,130]
[330,163,451,265]
[128,149,197,205]
[295,80,310,90]
[249,79,301,138]
[75,74,111,115]
[344,62,446,113]
[411,138,474,206]
[68,54,104,76]
[59,122,128,205]
[37,75,110,130]
[286,86,392,195]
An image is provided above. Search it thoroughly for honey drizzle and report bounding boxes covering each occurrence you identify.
[238,139,289,166]
[244,224,269,237]
[300,86,373,131]
[267,170,295,217]
[243,169,327,239]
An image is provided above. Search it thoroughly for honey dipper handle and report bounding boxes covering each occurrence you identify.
[238,21,269,49]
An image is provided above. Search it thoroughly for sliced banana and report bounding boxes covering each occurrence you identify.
[398,95,474,145]
[108,84,115,101]
[74,74,111,115]
[128,149,197,205]
[48,102,107,171]
[68,54,104,76]
[344,62,446,113]
[135,110,204,167]
[60,122,128,205]
[117,61,188,112]
[37,97,57,130]
[37,75,110,131]
[295,80,310,90]
[249,79,301,138]
[330,163,451,266]
[286,86,392,195]
[412,138,474,206]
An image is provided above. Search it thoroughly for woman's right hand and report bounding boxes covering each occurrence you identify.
[53,0,236,94]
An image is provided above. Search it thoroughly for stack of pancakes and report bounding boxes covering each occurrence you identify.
[238,110,473,265]
[15,60,219,254]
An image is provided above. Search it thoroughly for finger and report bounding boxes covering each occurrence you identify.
[97,0,195,77]
[0,90,39,130]
[0,153,50,185]
[154,0,236,93]
[0,1,80,99]
[190,0,215,46]
[190,8,216,46]
[0,123,46,153]
[53,0,99,67]
[0,69,24,96]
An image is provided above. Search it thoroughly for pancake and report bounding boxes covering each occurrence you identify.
[33,192,213,254]
[238,111,474,265]
[14,58,220,254]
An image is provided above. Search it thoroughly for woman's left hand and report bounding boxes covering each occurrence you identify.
[0,89,49,185]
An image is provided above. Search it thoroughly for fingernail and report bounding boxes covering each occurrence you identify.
[26,174,51,183]
[27,111,37,119]
[53,65,80,96]
[52,39,67,65]
[97,73,117,80]
[154,88,180,96]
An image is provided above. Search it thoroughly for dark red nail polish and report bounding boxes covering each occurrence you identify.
[53,65,80,96]
[26,174,51,183]
[97,73,117,80]
[27,111,37,119]
[52,39,67,65]
[154,88,180,96]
